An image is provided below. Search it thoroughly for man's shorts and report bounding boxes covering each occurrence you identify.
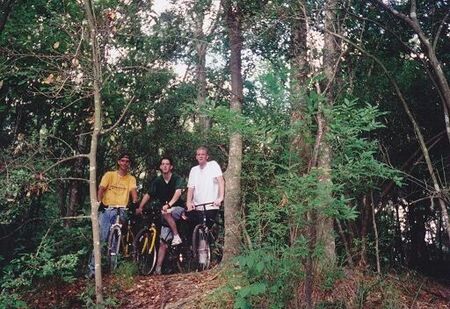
[160,206,185,242]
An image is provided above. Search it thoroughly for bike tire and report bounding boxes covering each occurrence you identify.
[122,228,134,258]
[133,228,157,275]
[192,225,211,271]
[209,223,224,267]
[107,226,122,272]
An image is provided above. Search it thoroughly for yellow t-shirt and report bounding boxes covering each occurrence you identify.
[99,171,136,207]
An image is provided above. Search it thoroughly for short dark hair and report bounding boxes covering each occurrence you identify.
[117,152,132,162]
[159,156,173,166]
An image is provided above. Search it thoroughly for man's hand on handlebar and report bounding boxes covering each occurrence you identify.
[186,201,195,212]
[213,198,223,207]
[161,203,170,214]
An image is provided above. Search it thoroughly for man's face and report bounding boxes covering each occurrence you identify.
[196,149,208,166]
[118,156,131,171]
[160,159,173,174]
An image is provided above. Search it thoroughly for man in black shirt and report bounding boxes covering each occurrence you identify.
[137,157,185,274]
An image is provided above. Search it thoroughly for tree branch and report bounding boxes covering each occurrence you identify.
[101,95,135,135]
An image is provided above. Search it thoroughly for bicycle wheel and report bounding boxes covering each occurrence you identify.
[122,228,134,258]
[209,223,224,266]
[192,225,211,271]
[107,226,122,272]
[133,228,157,275]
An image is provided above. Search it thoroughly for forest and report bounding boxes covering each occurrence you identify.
[1,0,450,308]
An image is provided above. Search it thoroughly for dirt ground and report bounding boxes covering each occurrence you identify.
[26,267,450,308]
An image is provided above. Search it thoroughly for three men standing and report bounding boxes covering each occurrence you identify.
[90,146,224,276]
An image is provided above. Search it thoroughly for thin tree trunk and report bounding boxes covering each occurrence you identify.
[194,14,210,134]
[83,0,103,304]
[359,195,370,267]
[222,0,243,262]
[371,194,380,273]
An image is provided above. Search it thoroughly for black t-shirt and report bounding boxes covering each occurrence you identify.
[146,173,185,207]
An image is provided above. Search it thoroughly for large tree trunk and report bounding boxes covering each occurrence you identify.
[315,0,339,267]
[222,0,243,262]
[289,2,311,308]
[83,0,103,304]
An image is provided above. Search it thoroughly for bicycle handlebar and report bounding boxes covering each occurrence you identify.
[194,202,215,207]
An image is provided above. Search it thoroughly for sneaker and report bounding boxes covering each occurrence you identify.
[172,235,182,246]
[154,266,162,275]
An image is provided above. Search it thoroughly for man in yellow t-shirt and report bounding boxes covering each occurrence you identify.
[97,152,138,242]
[87,152,138,278]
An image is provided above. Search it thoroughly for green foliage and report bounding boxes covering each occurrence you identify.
[114,261,138,289]
[1,239,83,292]
[79,283,119,309]
[0,291,28,309]
[328,98,402,196]
[227,60,401,306]
[231,246,305,309]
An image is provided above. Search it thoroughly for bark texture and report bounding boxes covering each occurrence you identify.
[222,0,243,262]
[83,0,104,304]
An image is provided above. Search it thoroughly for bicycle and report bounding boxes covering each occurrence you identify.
[133,205,159,275]
[106,207,135,272]
[191,202,224,271]
[162,213,195,274]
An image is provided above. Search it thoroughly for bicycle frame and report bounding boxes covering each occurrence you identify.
[134,207,159,275]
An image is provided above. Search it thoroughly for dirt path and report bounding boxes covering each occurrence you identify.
[27,268,224,309]
[121,269,223,308]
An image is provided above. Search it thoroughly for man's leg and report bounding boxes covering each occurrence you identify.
[163,206,184,245]
[154,242,167,275]
[162,212,179,237]
[87,208,112,277]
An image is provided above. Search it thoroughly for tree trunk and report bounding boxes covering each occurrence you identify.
[315,0,339,267]
[83,0,103,304]
[222,0,243,262]
[194,13,210,134]
[289,2,311,307]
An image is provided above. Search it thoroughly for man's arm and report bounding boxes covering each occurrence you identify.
[97,186,106,204]
[131,187,138,204]
[214,175,225,206]
[186,186,195,211]
[137,193,150,214]
[162,189,183,212]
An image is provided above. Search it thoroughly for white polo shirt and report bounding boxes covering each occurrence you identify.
[187,160,222,210]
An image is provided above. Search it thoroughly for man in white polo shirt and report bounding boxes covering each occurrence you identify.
[186,146,224,223]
